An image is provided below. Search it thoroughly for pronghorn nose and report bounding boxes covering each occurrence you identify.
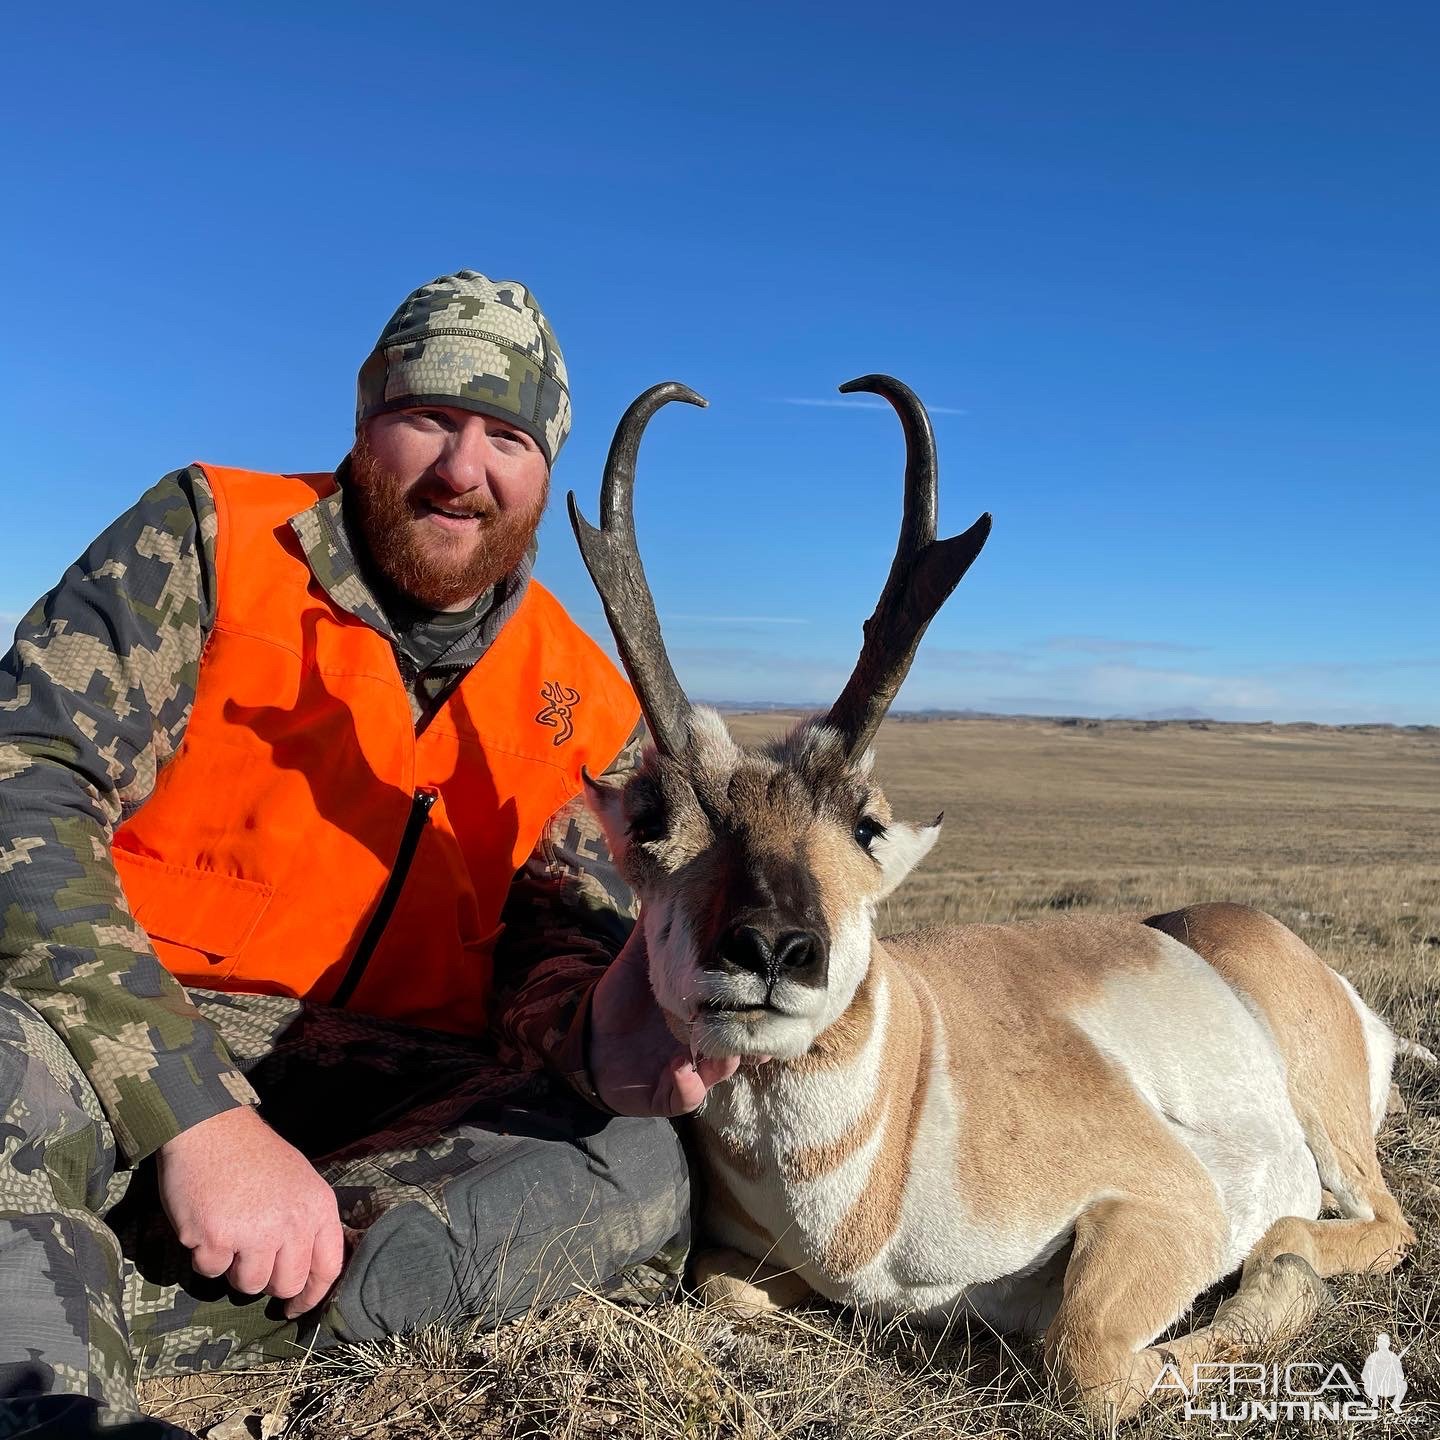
[774,930,820,971]
[717,925,826,983]
[718,925,771,977]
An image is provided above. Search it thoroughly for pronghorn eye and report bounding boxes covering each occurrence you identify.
[627,806,667,845]
[853,817,887,852]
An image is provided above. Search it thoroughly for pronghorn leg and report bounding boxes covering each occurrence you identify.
[1240,1181,1414,1278]
[1043,1195,1327,1425]
[691,1246,815,1317]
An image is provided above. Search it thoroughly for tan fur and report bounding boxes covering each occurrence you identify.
[1043,1190,1230,1411]
[804,815,888,923]
[888,919,1210,1225]
[815,960,934,1275]
[699,1148,773,1241]
[782,969,885,1181]
[703,1123,763,1185]
[1245,1191,1414,1277]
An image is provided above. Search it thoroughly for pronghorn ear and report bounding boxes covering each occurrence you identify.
[872,814,942,899]
[581,766,630,859]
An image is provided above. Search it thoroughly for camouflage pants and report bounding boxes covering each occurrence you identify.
[0,988,689,1424]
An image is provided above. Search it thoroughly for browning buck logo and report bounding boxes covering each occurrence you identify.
[536,680,580,745]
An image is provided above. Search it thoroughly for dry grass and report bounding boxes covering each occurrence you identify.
[141,715,1440,1438]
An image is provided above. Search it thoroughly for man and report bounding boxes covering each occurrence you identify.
[0,272,738,1437]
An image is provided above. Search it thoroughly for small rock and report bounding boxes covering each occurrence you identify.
[203,1414,258,1440]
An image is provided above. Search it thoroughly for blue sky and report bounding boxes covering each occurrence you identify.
[3,2,1436,723]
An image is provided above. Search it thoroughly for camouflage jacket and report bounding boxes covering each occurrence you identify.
[0,465,641,1165]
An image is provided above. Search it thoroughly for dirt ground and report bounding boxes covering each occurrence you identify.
[141,714,1440,1439]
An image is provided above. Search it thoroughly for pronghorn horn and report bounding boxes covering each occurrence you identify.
[824,374,992,759]
[567,381,707,759]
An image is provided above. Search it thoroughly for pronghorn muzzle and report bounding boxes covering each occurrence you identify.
[701,840,831,993]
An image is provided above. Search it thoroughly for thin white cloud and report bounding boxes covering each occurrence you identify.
[1042,634,1209,656]
[909,655,1284,714]
[777,396,969,416]
[668,613,809,626]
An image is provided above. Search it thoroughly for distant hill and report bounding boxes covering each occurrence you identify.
[703,701,1438,737]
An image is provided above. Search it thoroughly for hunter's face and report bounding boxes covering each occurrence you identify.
[350,406,549,611]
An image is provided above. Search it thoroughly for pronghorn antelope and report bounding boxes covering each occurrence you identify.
[568,378,1429,1423]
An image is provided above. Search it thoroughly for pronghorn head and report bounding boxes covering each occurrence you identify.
[584,707,943,1058]
[570,378,990,1060]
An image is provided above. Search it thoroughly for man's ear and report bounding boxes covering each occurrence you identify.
[871,815,942,900]
[582,767,630,861]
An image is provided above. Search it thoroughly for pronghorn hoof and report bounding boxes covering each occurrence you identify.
[690,1247,814,1318]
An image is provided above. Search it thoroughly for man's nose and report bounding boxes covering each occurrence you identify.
[433,416,496,493]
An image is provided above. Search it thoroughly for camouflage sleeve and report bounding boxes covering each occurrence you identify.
[0,467,259,1164]
[488,720,645,1103]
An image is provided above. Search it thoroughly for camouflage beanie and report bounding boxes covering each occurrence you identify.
[356,270,571,465]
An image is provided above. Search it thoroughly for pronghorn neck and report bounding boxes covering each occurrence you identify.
[693,939,948,1294]
[793,937,894,1071]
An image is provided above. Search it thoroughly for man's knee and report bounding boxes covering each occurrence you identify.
[328,1114,688,1341]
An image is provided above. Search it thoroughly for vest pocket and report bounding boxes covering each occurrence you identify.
[113,848,274,981]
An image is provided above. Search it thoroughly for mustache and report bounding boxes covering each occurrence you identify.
[411,487,499,520]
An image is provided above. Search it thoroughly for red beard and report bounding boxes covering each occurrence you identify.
[347,434,548,611]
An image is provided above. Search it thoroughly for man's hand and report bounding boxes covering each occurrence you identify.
[588,927,741,1116]
[156,1105,345,1319]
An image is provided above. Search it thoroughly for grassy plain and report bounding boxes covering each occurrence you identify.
[142,715,1440,1439]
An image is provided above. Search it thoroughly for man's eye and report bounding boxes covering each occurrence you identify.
[853,817,887,852]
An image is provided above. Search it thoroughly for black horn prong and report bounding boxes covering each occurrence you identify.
[824,375,991,758]
[568,382,707,759]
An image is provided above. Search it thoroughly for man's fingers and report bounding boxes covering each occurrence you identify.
[665,1061,711,1115]
[266,1236,313,1302]
[189,1243,235,1281]
[664,1053,741,1115]
[695,1055,742,1088]
[286,1218,346,1319]
[228,1246,279,1296]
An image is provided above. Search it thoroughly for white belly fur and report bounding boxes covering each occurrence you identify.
[1069,930,1321,1269]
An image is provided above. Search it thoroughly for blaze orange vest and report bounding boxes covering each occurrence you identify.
[111,464,639,1035]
